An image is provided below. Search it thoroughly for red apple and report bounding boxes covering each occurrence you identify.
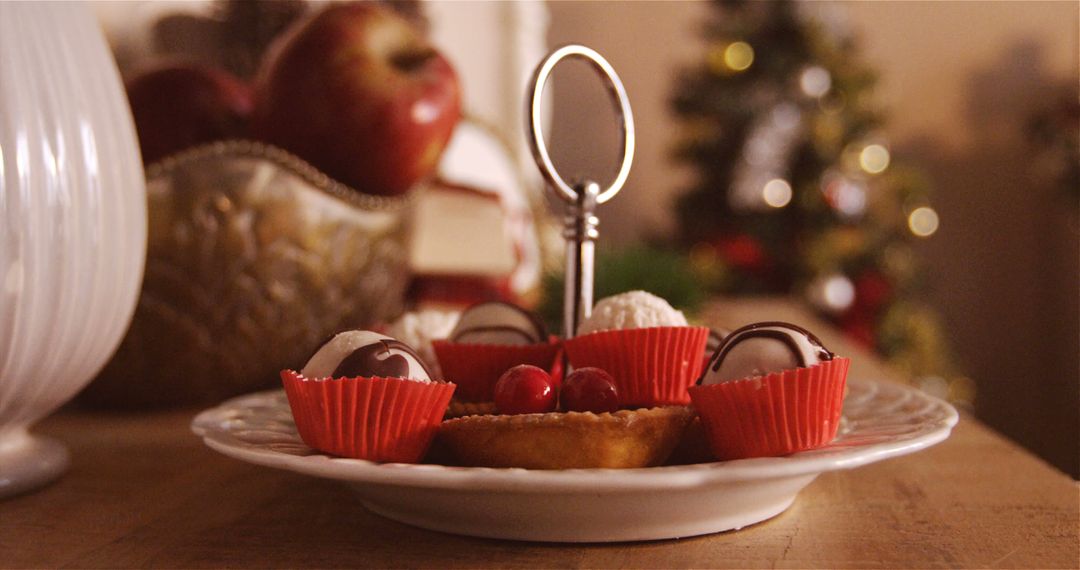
[126,62,252,165]
[250,3,461,196]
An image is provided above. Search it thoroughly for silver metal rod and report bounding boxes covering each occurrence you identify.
[563,182,600,339]
[524,45,634,340]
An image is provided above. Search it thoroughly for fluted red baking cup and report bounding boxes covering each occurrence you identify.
[688,357,850,460]
[432,338,563,402]
[564,326,709,407]
[280,370,455,463]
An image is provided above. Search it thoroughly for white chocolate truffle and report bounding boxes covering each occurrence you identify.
[577,290,688,335]
[700,322,833,385]
[302,330,432,381]
[450,301,547,345]
[385,309,460,376]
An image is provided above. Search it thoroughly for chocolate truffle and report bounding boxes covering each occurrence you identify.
[449,301,547,346]
[699,321,834,385]
[302,330,432,381]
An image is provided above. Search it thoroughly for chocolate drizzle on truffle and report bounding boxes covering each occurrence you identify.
[701,321,834,383]
[450,301,548,345]
[332,339,432,379]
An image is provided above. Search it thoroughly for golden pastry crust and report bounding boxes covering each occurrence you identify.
[437,406,694,469]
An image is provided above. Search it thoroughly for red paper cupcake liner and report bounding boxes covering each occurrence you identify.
[432,338,563,402]
[280,370,455,463]
[688,357,850,460]
[563,326,709,407]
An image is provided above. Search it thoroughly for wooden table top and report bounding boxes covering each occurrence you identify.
[2,299,1077,568]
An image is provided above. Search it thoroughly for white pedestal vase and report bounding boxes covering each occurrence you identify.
[0,2,147,498]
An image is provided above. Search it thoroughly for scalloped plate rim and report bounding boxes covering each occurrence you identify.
[192,378,958,492]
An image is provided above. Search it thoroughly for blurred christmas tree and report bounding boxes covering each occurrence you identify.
[671,0,969,403]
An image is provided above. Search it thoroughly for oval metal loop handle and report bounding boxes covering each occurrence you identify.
[527,44,635,205]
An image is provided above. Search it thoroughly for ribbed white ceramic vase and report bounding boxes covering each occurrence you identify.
[0,3,147,498]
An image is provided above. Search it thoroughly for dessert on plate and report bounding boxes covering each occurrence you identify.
[432,301,562,403]
[438,364,693,469]
[436,291,705,469]
[689,321,849,460]
[281,330,455,463]
[277,299,846,468]
[563,291,709,407]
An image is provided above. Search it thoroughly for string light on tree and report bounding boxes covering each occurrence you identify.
[859,144,891,174]
[799,65,832,98]
[762,178,793,208]
[724,41,754,71]
[807,272,856,314]
[707,41,754,75]
[821,170,867,219]
[908,206,939,237]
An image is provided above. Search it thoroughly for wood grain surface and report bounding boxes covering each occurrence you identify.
[2,298,1077,568]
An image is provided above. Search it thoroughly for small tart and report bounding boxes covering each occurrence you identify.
[437,406,694,469]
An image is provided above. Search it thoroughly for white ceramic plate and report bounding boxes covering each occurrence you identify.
[192,379,957,542]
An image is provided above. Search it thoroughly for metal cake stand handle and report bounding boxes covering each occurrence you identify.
[526,44,635,339]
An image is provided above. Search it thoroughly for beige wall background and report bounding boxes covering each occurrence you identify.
[547,1,1079,476]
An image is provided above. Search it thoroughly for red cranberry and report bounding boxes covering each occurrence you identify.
[494,365,557,415]
[561,367,619,413]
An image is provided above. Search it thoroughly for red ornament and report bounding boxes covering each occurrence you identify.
[838,310,876,350]
[715,234,769,273]
[854,270,893,312]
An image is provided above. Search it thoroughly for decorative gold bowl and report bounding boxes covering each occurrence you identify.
[83,141,411,408]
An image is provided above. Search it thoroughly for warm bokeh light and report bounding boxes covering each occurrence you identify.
[859,144,890,173]
[809,273,855,313]
[919,375,950,400]
[799,66,831,98]
[823,274,855,311]
[908,206,940,237]
[762,178,792,207]
[821,172,867,218]
[724,41,754,71]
